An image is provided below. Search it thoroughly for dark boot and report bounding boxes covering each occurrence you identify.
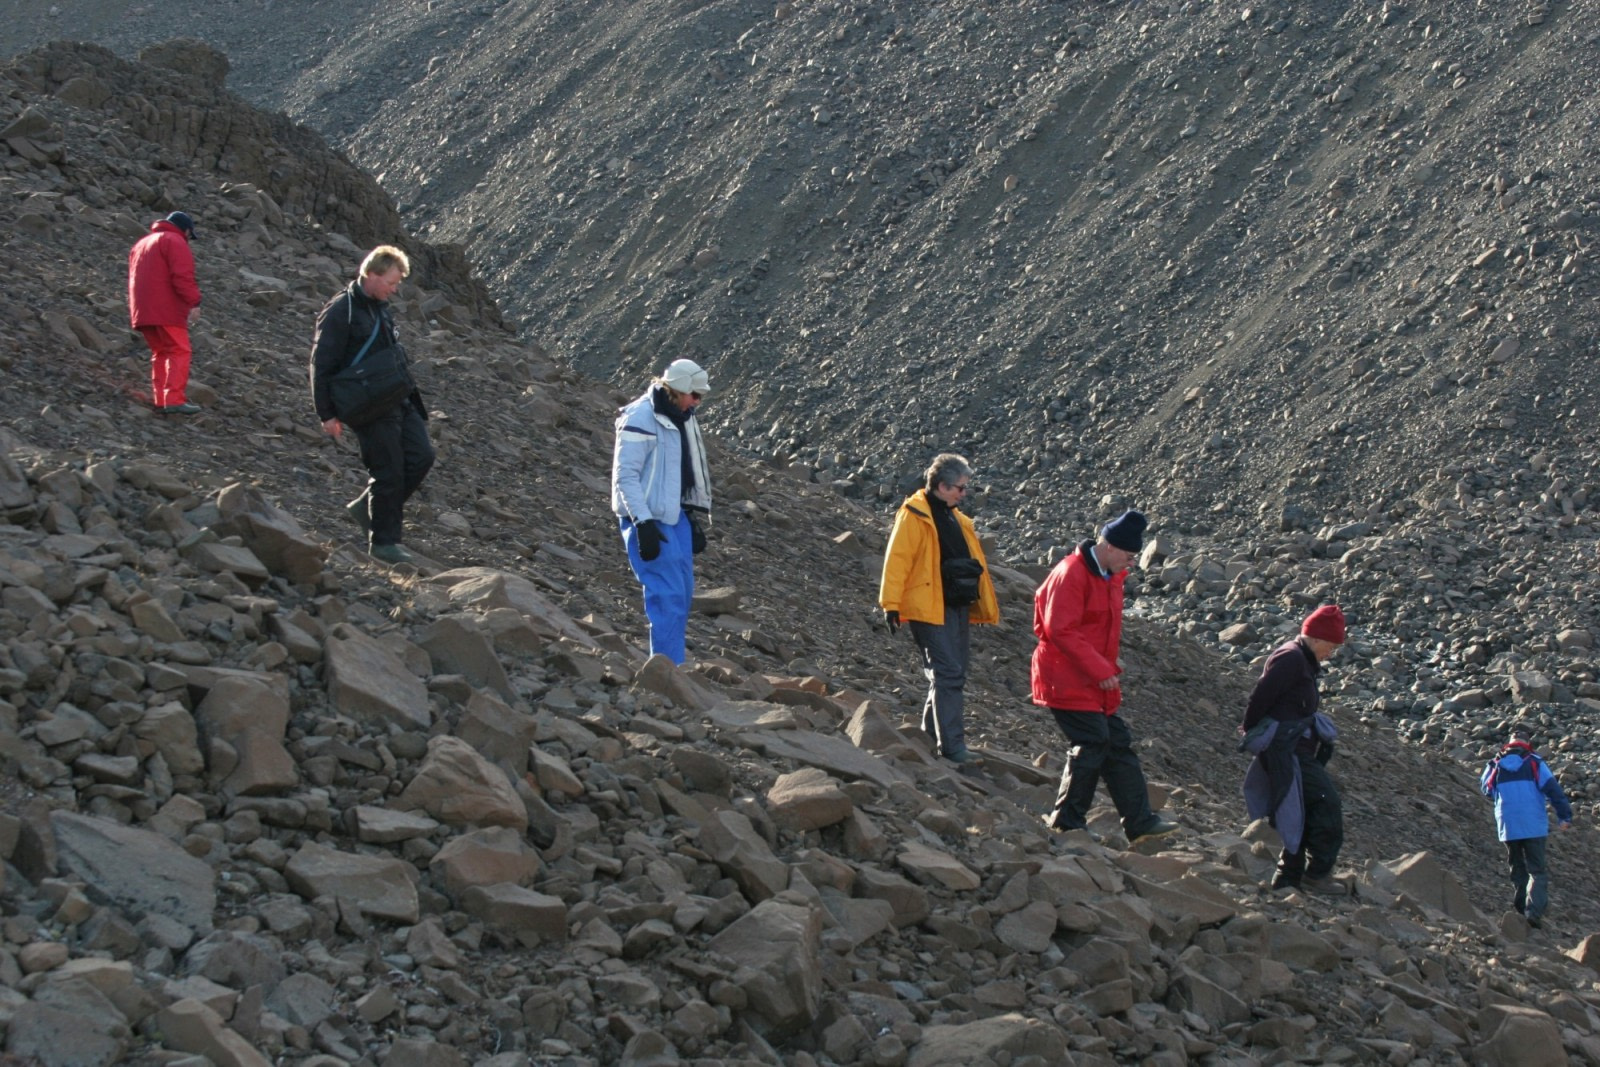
[1273,848,1307,889]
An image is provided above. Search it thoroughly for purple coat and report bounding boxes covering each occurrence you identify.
[1242,713,1338,854]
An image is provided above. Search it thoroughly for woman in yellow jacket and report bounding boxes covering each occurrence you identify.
[878,453,1000,763]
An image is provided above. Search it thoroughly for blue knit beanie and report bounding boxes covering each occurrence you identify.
[1101,510,1147,552]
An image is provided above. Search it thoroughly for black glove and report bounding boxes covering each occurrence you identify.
[689,514,707,555]
[636,519,663,561]
[885,609,900,634]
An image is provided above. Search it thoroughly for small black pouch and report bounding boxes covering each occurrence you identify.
[941,557,984,607]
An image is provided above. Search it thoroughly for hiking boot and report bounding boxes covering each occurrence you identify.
[158,402,202,415]
[370,543,415,565]
[1041,815,1102,843]
[1301,875,1350,898]
[945,747,981,765]
[1127,819,1180,848]
[345,494,372,537]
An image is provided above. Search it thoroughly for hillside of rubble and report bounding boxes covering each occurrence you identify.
[4,0,1598,822]
[3,22,1600,1067]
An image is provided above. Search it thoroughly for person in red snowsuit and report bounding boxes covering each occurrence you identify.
[127,211,203,414]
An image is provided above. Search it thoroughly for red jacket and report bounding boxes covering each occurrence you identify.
[1031,541,1125,713]
[128,221,201,328]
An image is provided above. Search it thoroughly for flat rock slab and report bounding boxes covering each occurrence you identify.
[1125,872,1238,927]
[51,811,216,933]
[896,841,980,891]
[351,806,440,844]
[284,841,420,923]
[706,700,803,732]
[750,728,909,790]
[429,567,596,647]
[908,1013,1067,1067]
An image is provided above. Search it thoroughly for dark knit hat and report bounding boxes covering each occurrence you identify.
[1301,604,1347,644]
[165,211,196,238]
[1509,724,1536,747]
[1101,510,1147,552]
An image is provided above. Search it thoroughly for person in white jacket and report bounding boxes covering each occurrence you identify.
[610,358,712,663]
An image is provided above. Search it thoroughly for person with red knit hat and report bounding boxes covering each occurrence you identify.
[1240,604,1348,894]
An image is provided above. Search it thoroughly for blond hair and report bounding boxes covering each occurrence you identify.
[360,244,410,278]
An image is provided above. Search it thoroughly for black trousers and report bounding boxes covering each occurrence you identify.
[1506,836,1550,920]
[353,401,434,546]
[1274,755,1344,885]
[1046,709,1159,837]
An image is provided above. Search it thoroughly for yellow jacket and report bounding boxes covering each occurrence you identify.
[878,489,1000,626]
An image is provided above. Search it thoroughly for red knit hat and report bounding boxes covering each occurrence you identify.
[1302,604,1346,644]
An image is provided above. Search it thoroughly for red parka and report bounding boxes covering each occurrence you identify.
[128,220,201,328]
[1031,541,1125,713]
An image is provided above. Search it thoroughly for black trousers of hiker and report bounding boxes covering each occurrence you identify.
[353,400,434,547]
[1046,709,1159,837]
[1506,836,1550,921]
[1274,755,1344,886]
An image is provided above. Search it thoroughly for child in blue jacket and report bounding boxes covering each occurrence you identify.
[1480,726,1574,927]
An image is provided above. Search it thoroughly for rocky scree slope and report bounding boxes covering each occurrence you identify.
[5,3,1596,540]
[4,31,1600,1067]
[6,1,1600,814]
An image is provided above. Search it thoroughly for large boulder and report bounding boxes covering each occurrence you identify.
[193,674,296,795]
[50,811,216,933]
[324,624,431,731]
[430,826,540,897]
[706,899,822,1036]
[415,613,514,700]
[1377,851,1485,925]
[766,768,853,832]
[397,735,528,830]
[213,482,327,585]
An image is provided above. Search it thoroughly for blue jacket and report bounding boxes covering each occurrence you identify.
[1481,745,1572,842]
[610,387,711,526]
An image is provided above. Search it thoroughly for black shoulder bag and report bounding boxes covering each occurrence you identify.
[328,301,414,427]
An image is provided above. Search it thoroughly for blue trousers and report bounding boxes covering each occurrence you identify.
[909,608,970,756]
[621,514,694,664]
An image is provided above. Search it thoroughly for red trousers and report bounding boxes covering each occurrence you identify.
[140,324,191,407]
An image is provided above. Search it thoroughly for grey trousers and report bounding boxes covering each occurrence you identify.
[909,608,970,756]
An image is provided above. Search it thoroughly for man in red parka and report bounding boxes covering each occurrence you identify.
[1033,509,1178,845]
[128,211,203,415]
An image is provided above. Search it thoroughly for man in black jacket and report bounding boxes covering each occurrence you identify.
[309,245,434,565]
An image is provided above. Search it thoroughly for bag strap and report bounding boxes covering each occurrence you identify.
[349,315,383,368]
